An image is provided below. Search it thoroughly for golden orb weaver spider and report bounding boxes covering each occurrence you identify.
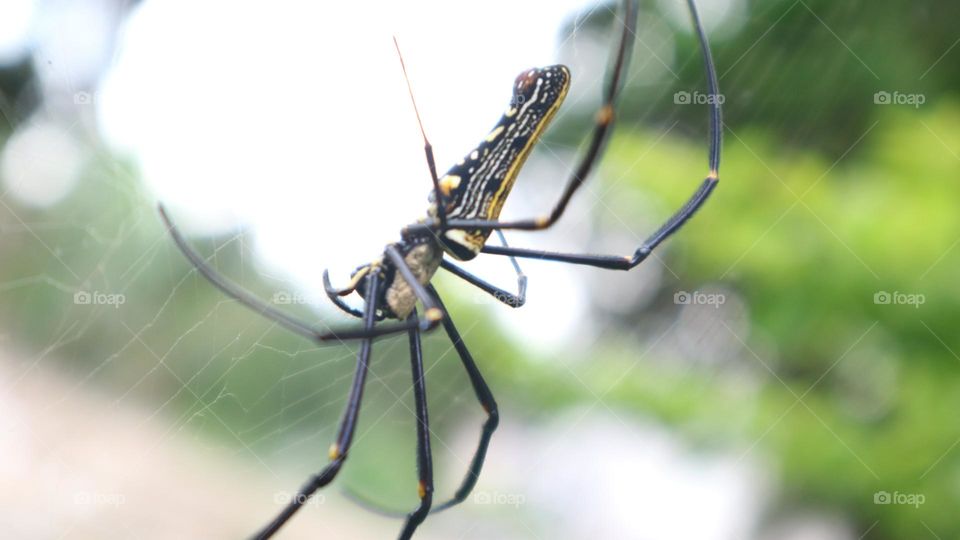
[158,0,721,537]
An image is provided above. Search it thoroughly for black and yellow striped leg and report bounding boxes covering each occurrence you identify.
[398,308,434,540]
[480,175,718,270]
[253,269,382,540]
[426,285,499,513]
[160,204,443,342]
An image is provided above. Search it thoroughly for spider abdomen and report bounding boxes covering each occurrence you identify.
[434,65,570,261]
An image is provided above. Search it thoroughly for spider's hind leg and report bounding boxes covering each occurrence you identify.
[253,268,383,539]
[340,287,498,519]
[426,285,499,513]
[398,307,434,539]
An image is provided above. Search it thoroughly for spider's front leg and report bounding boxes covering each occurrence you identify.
[480,172,718,271]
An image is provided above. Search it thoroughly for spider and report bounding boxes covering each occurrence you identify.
[158,0,720,537]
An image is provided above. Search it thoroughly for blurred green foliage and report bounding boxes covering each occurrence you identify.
[591,100,960,538]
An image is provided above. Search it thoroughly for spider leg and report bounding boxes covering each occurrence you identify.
[253,268,382,539]
[440,260,526,308]
[426,285,499,513]
[393,37,447,229]
[480,174,717,270]
[323,269,365,319]
[159,205,441,341]
[423,141,446,227]
[440,231,527,308]
[323,269,388,321]
[340,287,498,518]
[398,307,434,539]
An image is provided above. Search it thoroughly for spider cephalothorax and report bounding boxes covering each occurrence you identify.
[376,237,445,320]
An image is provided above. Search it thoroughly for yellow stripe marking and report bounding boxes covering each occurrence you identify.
[486,76,570,220]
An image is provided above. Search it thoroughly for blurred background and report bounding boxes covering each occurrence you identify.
[1,0,958,538]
